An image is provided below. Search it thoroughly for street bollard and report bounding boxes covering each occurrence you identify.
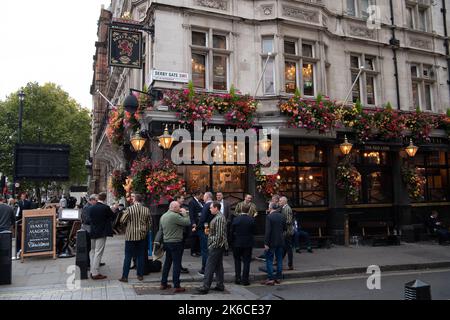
[75,230,89,280]
[405,280,432,300]
[0,231,13,285]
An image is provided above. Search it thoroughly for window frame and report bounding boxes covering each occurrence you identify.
[261,35,277,96]
[405,2,430,32]
[346,0,376,19]
[349,53,379,106]
[409,62,435,112]
[283,38,319,97]
[190,28,232,92]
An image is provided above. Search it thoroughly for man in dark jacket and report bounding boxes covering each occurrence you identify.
[426,211,450,245]
[197,192,214,275]
[264,203,286,286]
[230,204,255,286]
[0,196,14,232]
[188,191,203,257]
[81,194,97,267]
[88,192,114,280]
[16,192,31,256]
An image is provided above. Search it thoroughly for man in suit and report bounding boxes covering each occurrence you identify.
[81,194,98,267]
[230,204,255,286]
[88,192,114,280]
[119,193,152,283]
[188,191,203,257]
[216,192,231,256]
[234,194,258,218]
[197,192,214,276]
[0,196,14,233]
[280,196,294,270]
[426,211,450,245]
[264,203,286,286]
[16,192,31,256]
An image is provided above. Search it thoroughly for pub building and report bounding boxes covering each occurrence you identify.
[90,0,450,245]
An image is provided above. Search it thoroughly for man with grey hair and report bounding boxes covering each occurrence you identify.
[81,194,98,268]
[198,192,214,276]
[159,201,191,293]
[280,196,294,271]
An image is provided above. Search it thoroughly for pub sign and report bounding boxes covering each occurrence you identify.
[108,28,143,69]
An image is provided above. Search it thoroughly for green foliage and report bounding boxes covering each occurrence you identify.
[355,99,363,113]
[385,102,393,110]
[0,82,91,186]
[447,109,450,117]
[294,88,301,98]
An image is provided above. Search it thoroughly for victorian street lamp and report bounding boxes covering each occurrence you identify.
[159,125,174,150]
[405,139,419,158]
[130,131,147,152]
[260,129,272,152]
[340,135,353,156]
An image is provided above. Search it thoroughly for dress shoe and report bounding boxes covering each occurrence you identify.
[196,287,209,295]
[274,279,281,285]
[197,270,205,276]
[100,263,106,267]
[242,281,250,286]
[295,249,302,254]
[264,280,275,286]
[160,284,172,290]
[174,287,186,294]
[181,267,189,274]
[288,266,294,271]
[235,279,241,285]
[91,274,107,280]
[212,286,225,292]
[307,248,314,253]
[137,276,144,281]
[118,278,128,283]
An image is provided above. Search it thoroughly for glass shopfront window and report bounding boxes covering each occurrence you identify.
[279,143,328,207]
[348,148,393,205]
[415,151,450,202]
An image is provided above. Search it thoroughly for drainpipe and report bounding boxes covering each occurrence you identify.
[442,0,450,101]
[389,0,401,110]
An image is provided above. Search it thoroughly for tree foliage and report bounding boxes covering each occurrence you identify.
[0,82,91,187]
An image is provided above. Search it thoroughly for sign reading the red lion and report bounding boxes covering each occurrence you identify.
[108,28,143,69]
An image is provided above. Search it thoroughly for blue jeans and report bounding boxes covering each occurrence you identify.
[161,242,184,288]
[199,230,209,272]
[294,229,312,249]
[265,247,283,281]
[122,240,146,278]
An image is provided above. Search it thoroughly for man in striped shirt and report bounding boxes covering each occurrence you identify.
[119,194,152,282]
[196,202,228,294]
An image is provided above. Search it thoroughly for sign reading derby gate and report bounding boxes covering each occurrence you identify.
[109,28,143,69]
[21,209,56,262]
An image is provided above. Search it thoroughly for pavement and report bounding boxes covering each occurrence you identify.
[1,236,450,300]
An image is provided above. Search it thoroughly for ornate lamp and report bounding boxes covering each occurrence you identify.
[159,125,174,150]
[260,130,272,152]
[130,132,147,152]
[340,135,353,156]
[405,139,419,158]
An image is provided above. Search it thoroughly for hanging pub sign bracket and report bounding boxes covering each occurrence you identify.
[108,18,154,69]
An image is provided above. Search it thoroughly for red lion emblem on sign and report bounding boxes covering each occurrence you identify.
[118,40,133,57]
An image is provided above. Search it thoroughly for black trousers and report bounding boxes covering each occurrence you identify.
[233,247,252,283]
[190,229,200,254]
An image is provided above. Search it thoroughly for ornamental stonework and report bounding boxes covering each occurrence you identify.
[261,4,274,16]
[409,37,432,50]
[347,23,375,40]
[282,5,320,23]
[195,0,228,11]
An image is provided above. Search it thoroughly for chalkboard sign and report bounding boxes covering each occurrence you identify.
[21,209,56,262]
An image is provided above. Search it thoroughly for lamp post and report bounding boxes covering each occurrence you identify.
[18,90,25,143]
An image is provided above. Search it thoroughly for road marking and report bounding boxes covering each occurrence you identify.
[246,268,450,288]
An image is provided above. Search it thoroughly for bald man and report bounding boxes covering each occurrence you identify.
[159,201,191,293]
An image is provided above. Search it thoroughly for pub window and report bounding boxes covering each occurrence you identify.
[278,144,328,207]
[350,54,378,106]
[191,29,231,91]
[415,151,450,202]
[262,36,276,95]
[213,166,246,193]
[284,39,318,96]
[410,63,435,111]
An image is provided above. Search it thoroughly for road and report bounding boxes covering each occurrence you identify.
[246,268,450,300]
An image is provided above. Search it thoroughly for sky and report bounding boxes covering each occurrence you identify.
[0,0,111,110]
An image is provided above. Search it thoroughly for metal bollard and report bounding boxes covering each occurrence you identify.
[405,280,432,300]
[0,231,13,285]
[75,230,89,280]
